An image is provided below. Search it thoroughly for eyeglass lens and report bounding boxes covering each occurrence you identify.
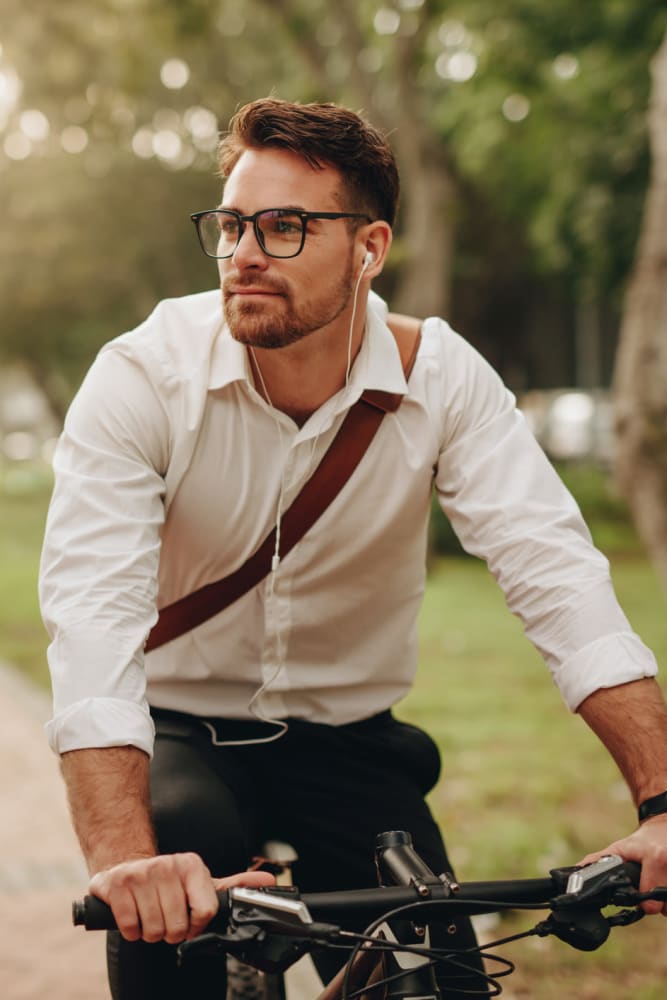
[198,210,305,258]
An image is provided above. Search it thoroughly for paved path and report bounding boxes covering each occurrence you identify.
[0,663,326,1000]
[0,661,108,999]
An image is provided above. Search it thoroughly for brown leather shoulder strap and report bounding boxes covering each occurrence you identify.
[145,315,423,652]
[362,313,423,413]
[387,311,424,355]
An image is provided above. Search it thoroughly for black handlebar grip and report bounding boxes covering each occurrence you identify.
[72,895,116,930]
[72,889,232,931]
[623,860,642,888]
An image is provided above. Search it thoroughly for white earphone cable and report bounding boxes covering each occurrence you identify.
[207,254,371,749]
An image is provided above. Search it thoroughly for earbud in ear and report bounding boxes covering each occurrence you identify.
[364,251,375,267]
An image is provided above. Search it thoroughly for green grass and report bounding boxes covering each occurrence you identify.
[0,465,53,685]
[2,462,666,997]
[398,555,667,999]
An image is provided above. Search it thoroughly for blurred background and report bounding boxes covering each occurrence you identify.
[3,1,667,541]
[1,3,667,996]
[0,1,664,422]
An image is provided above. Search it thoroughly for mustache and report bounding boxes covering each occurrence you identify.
[223,276,288,296]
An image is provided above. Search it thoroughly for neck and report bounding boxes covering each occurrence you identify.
[249,308,367,426]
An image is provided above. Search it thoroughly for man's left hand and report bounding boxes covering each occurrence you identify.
[580,814,667,915]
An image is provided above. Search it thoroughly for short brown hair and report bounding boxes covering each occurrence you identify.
[217,98,400,227]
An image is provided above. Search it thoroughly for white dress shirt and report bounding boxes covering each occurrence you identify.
[39,290,658,757]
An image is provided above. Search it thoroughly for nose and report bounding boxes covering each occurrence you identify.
[231,220,268,269]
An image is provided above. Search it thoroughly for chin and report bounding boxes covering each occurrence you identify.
[225,312,304,350]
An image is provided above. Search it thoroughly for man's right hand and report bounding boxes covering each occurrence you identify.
[89,852,276,944]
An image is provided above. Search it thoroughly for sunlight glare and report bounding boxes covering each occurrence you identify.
[19,109,50,141]
[436,51,477,82]
[131,127,155,159]
[61,125,89,153]
[160,59,190,90]
[4,131,31,160]
[553,53,579,80]
[0,65,22,120]
[153,128,182,160]
[502,94,530,122]
[374,9,401,35]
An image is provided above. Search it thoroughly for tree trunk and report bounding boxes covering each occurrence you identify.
[613,30,667,590]
[390,139,457,320]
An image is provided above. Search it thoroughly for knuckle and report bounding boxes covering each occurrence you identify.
[143,929,165,944]
[119,924,142,943]
[152,854,176,876]
[190,888,218,922]
[165,924,189,944]
[180,851,206,873]
[115,909,142,941]
[122,866,150,890]
[193,899,217,923]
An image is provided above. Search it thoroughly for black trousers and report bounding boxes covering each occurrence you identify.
[107,709,489,999]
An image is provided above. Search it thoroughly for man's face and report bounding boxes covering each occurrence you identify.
[219,147,361,349]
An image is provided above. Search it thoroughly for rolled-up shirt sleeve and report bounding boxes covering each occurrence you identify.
[433,322,658,710]
[40,347,170,756]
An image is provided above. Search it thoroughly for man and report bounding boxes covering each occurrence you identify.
[40,98,667,999]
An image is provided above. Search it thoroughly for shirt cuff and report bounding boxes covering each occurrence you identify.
[45,697,156,757]
[551,632,659,711]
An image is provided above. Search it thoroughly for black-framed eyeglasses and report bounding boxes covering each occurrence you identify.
[190,208,372,259]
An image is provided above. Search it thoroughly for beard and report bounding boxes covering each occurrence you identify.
[222,253,356,349]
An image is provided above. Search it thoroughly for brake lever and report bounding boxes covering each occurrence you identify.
[550,855,637,909]
[537,855,659,952]
[178,925,263,965]
[233,914,342,941]
[178,911,342,974]
[606,908,646,929]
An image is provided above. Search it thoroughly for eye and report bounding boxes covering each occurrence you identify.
[260,211,303,239]
[218,215,239,236]
[275,217,301,235]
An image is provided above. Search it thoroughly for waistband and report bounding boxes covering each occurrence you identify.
[149,704,394,743]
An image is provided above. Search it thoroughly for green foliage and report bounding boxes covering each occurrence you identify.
[429,460,641,558]
[555,460,641,551]
[0,151,219,411]
[436,0,666,297]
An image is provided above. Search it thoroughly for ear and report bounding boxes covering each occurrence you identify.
[359,221,392,278]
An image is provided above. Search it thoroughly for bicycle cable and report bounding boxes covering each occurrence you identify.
[338,897,529,1000]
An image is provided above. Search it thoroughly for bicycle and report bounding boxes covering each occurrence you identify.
[73,830,667,999]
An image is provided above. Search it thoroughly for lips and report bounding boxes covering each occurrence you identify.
[224,278,285,296]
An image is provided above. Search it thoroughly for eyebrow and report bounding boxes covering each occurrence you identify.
[217,204,310,215]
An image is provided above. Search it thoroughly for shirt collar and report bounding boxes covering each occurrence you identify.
[352,292,410,398]
[208,323,252,391]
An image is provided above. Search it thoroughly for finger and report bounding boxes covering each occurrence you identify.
[130,875,167,943]
[576,844,623,868]
[593,839,665,916]
[106,886,145,942]
[89,863,164,941]
[156,874,192,945]
[175,854,219,940]
[213,870,277,890]
[637,859,666,916]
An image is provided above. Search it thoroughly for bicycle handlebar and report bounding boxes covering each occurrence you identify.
[72,860,641,933]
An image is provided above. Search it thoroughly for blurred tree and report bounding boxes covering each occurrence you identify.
[613,28,667,590]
